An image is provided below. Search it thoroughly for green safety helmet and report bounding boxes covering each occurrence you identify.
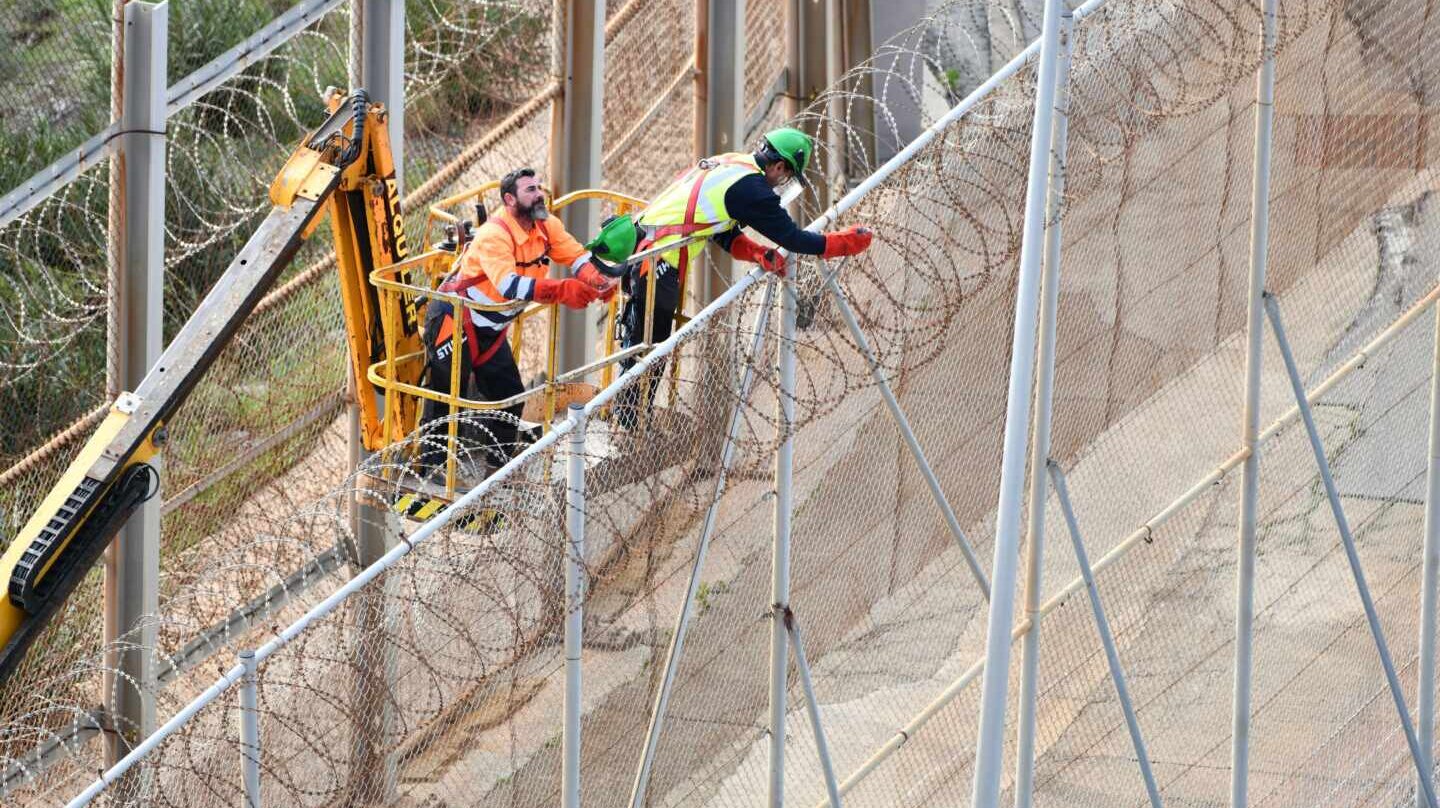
[585,213,639,264]
[763,127,813,179]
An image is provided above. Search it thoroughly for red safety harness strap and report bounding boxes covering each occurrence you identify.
[434,313,509,367]
[636,157,758,282]
[434,215,545,366]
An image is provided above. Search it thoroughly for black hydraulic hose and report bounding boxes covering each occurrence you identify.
[336,88,369,168]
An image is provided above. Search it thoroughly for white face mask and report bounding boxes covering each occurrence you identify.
[778,181,804,207]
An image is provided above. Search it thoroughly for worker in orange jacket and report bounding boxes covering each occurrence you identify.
[417,167,615,481]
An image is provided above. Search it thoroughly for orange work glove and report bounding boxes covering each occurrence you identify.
[576,263,613,290]
[820,225,873,259]
[534,277,600,309]
[728,233,786,275]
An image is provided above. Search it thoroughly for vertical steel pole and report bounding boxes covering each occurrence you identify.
[822,276,990,598]
[1049,464,1163,808]
[563,403,587,808]
[1013,9,1073,806]
[557,0,606,373]
[105,0,126,405]
[770,263,798,807]
[784,0,801,119]
[359,0,404,188]
[1264,296,1440,808]
[866,0,926,164]
[786,611,843,808]
[1420,300,1440,806]
[970,0,1063,803]
[548,0,566,197]
[694,0,708,166]
[629,282,777,808]
[792,0,838,206]
[239,649,261,808]
[104,0,166,776]
[700,0,745,302]
[348,0,406,569]
[1231,2,1275,804]
[348,8,402,800]
[839,0,875,179]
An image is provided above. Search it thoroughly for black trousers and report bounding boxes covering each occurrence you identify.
[615,264,681,427]
[417,313,525,470]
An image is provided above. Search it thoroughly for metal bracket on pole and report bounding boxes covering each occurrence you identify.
[784,608,843,808]
[1048,463,1163,808]
[563,403,587,808]
[629,280,777,808]
[1264,294,1440,808]
[822,275,990,600]
[1013,8,1074,805]
[971,0,1065,801]
[1419,301,1440,806]
[239,649,262,808]
[770,260,799,808]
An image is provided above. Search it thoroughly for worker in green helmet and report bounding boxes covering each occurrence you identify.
[585,127,874,428]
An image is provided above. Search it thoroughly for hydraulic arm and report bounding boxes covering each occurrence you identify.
[0,89,423,683]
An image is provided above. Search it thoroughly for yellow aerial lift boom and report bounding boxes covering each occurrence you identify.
[0,85,720,685]
[0,89,423,682]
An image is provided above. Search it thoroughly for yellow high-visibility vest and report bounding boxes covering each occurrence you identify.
[636,153,762,275]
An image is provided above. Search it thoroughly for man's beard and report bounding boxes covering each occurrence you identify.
[525,199,549,220]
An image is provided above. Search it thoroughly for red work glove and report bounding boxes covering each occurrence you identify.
[534,277,600,309]
[821,225,873,259]
[728,233,786,275]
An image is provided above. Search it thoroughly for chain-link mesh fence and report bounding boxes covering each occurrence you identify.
[7,0,1440,805]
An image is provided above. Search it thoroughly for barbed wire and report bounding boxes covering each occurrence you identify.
[5,0,1440,805]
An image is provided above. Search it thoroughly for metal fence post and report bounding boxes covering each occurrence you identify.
[347,7,403,800]
[786,611,843,808]
[822,276,990,599]
[104,0,167,779]
[564,403,587,808]
[1265,295,1440,808]
[239,649,261,808]
[1420,299,1440,806]
[629,281,777,808]
[971,0,1064,802]
[1048,464,1163,808]
[839,0,875,180]
[557,0,606,373]
[697,0,745,301]
[357,0,404,187]
[1013,9,1074,804]
[1231,2,1276,805]
[770,261,798,807]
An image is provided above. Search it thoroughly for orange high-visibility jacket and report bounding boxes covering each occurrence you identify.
[455,208,590,333]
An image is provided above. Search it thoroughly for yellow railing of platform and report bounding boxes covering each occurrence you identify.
[370,186,687,499]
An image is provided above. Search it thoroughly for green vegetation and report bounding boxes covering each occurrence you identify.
[696,579,730,616]
[1,0,548,468]
[0,0,554,727]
